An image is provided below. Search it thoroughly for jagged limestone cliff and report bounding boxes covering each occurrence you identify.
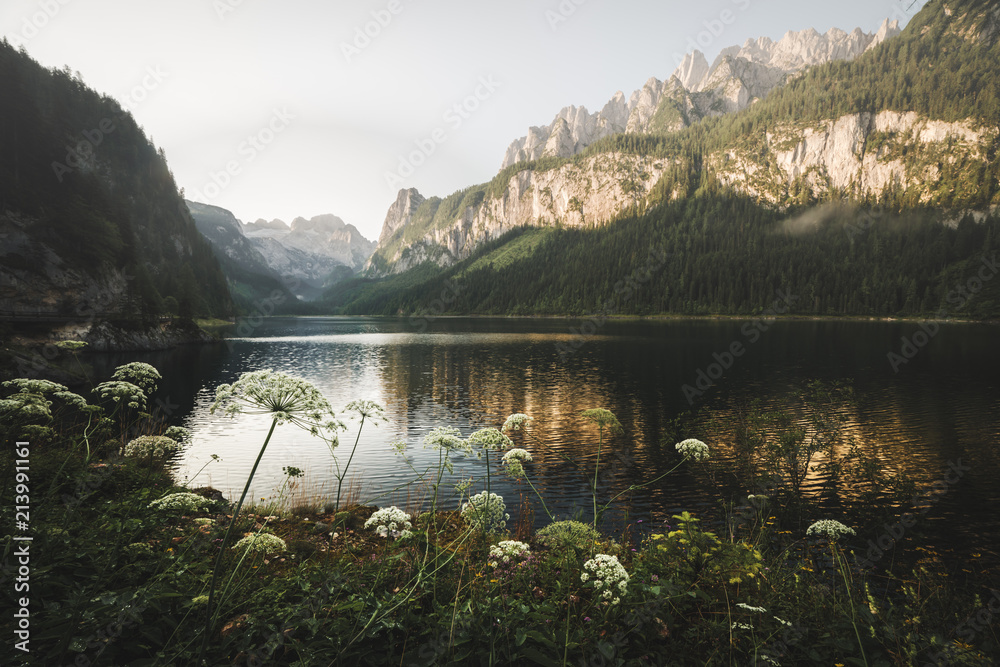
[500,20,901,170]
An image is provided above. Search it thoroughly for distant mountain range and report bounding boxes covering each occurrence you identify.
[186,201,374,301]
[332,0,1000,319]
[361,2,997,281]
[500,20,900,170]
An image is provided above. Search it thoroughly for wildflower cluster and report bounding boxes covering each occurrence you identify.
[501,413,533,434]
[232,532,287,555]
[806,519,856,541]
[580,408,624,433]
[461,491,509,533]
[148,492,210,514]
[536,520,601,551]
[488,540,531,568]
[0,393,52,421]
[423,426,472,472]
[501,448,532,478]
[581,554,629,605]
[467,427,513,451]
[423,426,469,452]
[111,362,162,397]
[364,506,413,539]
[675,438,710,461]
[164,425,192,443]
[124,435,180,460]
[344,399,387,423]
[211,369,345,441]
[95,380,148,411]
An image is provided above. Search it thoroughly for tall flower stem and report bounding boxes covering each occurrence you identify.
[200,417,277,661]
[592,424,604,530]
[335,414,366,511]
[832,543,870,667]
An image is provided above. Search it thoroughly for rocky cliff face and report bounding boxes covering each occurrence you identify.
[186,200,278,280]
[373,153,673,274]
[712,111,997,205]
[500,20,901,169]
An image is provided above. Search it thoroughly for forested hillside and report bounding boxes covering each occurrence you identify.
[0,40,232,321]
[336,0,1000,318]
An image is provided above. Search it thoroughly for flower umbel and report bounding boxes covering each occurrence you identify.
[488,540,531,568]
[467,427,514,451]
[148,492,210,513]
[461,491,509,533]
[501,413,534,434]
[675,438,710,461]
[806,519,856,541]
[211,369,345,442]
[501,448,533,478]
[582,554,629,605]
[124,435,180,460]
[111,362,162,397]
[232,533,287,555]
[364,506,413,539]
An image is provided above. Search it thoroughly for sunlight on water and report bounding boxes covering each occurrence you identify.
[95,316,1000,562]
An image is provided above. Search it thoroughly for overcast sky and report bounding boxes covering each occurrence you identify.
[2,0,928,241]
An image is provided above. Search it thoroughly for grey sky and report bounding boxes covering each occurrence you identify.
[2,0,928,240]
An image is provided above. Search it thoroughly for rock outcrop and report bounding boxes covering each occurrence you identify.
[373,153,673,274]
[500,20,901,169]
[712,111,997,205]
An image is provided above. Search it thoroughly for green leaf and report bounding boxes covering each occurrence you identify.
[516,627,527,646]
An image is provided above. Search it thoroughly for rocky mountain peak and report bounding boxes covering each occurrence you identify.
[377,187,425,246]
[499,20,903,170]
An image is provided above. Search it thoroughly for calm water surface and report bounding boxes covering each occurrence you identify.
[92,317,1000,571]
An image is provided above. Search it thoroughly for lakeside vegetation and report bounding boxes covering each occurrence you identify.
[2,363,998,665]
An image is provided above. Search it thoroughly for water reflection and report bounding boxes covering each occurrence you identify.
[86,317,1000,567]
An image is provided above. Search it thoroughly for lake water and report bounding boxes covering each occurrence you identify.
[92,316,1000,571]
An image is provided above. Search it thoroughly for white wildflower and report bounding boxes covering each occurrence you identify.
[461,491,508,533]
[344,399,387,424]
[488,540,530,568]
[582,554,629,602]
[501,448,533,478]
[365,506,412,539]
[675,438,710,461]
[232,532,287,555]
[736,602,767,613]
[211,369,345,443]
[148,492,210,513]
[94,380,147,411]
[111,362,161,397]
[806,519,856,541]
[124,435,180,460]
[467,427,513,451]
[501,413,533,434]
